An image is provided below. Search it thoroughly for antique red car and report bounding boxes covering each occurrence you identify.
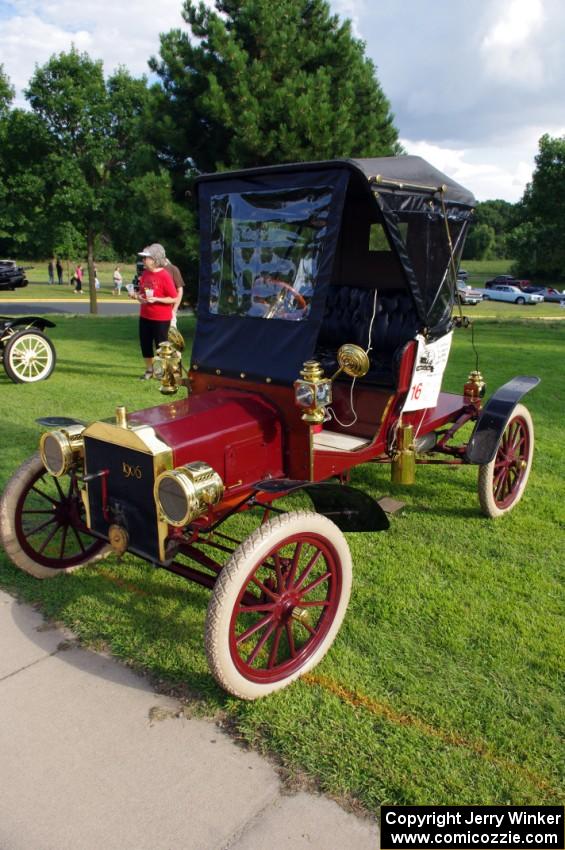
[0,157,539,699]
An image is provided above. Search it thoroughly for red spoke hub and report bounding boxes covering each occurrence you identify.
[229,533,341,683]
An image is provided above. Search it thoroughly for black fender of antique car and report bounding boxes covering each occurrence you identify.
[254,479,390,533]
[36,416,87,428]
[465,375,540,465]
[0,316,56,335]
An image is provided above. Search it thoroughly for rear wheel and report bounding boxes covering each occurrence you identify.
[3,330,56,383]
[0,453,110,577]
[478,404,534,517]
[205,511,352,699]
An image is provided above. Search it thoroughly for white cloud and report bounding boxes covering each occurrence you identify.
[480,0,545,85]
[2,0,187,106]
[482,0,544,50]
[331,0,367,37]
[401,138,535,203]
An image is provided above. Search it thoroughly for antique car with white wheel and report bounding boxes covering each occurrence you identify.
[0,157,539,699]
[0,316,56,383]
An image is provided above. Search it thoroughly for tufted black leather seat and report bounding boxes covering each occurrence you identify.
[316,286,420,386]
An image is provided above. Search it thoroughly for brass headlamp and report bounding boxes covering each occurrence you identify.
[39,424,85,477]
[153,340,183,395]
[154,461,224,527]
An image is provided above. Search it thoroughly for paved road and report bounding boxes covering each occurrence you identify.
[0,590,379,850]
[0,299,139,317]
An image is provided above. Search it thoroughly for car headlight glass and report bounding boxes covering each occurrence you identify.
[39,426,85,477]
[154,462,224,527]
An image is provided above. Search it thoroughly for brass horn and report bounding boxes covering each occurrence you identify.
[332,344,370,380]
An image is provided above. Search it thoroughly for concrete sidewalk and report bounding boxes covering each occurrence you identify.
[0,589,379,850]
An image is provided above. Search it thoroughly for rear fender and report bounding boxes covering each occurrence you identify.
[254,479,389,533]
[3,317,56,333]
[465,376,540,464]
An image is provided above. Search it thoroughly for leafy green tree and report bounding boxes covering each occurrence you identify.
[510,134,565,280]
[25,49,156,312]
[475,199,517,258]
[151,0,400,178]
[0,109,54,257]
[462,222,496,261]
[462,200,518,260]
[0,65,14,118]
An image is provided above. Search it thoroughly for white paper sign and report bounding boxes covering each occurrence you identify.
[402,332,453,412]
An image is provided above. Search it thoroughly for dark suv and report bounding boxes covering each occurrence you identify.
[0,260,29,291]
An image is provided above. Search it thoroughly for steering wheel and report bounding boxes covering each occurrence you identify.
[265,278,307,311]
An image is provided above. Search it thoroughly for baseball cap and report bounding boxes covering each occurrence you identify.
[138,243,166,264]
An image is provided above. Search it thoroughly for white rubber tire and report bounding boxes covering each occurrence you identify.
[478,403,534,518]
[0,453,110,578]
[205,511,352,700]
[3,330,56,383]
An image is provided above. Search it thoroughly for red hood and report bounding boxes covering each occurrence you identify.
[127,388,284,490]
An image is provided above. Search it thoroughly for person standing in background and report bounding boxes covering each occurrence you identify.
[112,265,123,295]
[163,249,186,327]
[129,244,177,379]
[73,263,83,294]
[56,257,63,284]
[47,258,54,285]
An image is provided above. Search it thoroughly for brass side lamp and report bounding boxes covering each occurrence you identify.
[294,344,369,423]
[463,370,486,402]
[153,340,183,395]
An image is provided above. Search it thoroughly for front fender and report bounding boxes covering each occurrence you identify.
[254,479,390,533]
[465,375,540,464]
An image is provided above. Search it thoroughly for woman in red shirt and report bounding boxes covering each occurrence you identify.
[132,243,178,379]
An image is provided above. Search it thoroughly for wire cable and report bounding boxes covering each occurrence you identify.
[326,289,379,428]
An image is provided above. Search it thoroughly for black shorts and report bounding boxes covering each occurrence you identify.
[139,317,170,358]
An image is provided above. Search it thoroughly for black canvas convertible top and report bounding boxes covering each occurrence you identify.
[195,156,475,208]
[192,157,475,384]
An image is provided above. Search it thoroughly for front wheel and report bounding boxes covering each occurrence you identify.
[516,297,525,305]
[3,330,56,383]
[205,511,352,699]
[0,453,110,577]
[478,404,534,517]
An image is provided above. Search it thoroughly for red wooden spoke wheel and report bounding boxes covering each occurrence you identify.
[478,403,534,518]
[0,453,110,578]
[205,511,352,699]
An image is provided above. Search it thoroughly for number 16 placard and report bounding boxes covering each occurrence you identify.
[402,332,453,412]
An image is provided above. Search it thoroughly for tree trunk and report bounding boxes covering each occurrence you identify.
[87,228,98,315]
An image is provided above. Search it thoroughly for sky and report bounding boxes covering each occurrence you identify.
[1,0,564,202]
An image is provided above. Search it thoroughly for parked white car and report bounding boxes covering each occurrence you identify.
[482,285,544,305]
[456,281,482,305]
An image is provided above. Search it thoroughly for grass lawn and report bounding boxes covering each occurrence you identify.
[0,312,563,809]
